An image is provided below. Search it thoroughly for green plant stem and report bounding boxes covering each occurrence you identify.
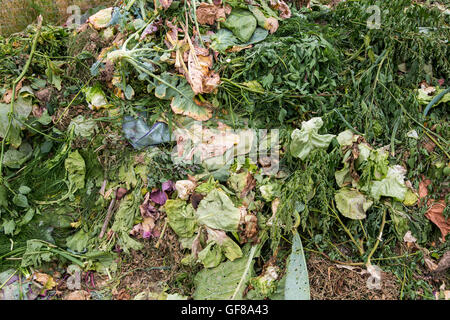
[0,269,17,290]
[423,87,450,116]
[366,208,387,265]
[390,116,400,156]
[126,0,138,11]
[231,243,258,300]
[0,16,42,181]
[222,78,265,94]
[191,0,204,48]
[33,181,73,205]
[333,108,364,135]
[379,82,450,158]
[400,265,406,300]
[155,218,168,249]
[359,220,368,241]
[13,117,64,142]
[328,204,365,256]
[129,59,188,98]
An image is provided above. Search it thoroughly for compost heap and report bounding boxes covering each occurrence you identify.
[0,0,449,300]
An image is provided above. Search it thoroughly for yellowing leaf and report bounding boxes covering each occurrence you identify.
[185,46,221,95]
[33,272,56,290]
[335,188,373,220]
[88,8,113,30]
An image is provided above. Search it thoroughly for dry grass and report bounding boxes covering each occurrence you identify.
[307,254,400,300]
[0,0,115,36]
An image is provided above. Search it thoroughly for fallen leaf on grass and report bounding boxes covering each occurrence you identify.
[285,232,310,299]
[421,136,436,153]
[150,189,168,205]
[418,177,431,199]
[141,217,157,239]
[248,6,279,34]
[335,188,373,220]
[196,189,241,232]
[88,7,113,30]
[131,193,161,239]
[290,117,336,160]
[115,288,131,300]
[424,257,438,272]
[175,180,197,200]
[366,264,382,290]
[170,81,213,121]
[227,172,256,198]
[173,122,240,162]
[222,9,257,43]
[335,264,367,275]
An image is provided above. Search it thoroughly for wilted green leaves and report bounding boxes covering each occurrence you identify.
[64,150,86,190]
[290,117,335,160]
[164,199,197,238]
[196,189,241,232]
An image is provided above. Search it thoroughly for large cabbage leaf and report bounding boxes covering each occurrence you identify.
[193,245,256,300]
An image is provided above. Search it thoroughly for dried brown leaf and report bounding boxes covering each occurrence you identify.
[64,290,91,300]
[186,46,221,94]
[2,78,24,103]
[241,173,256,198]
[270,0,292,19]
[33,272,56,289]
[434,251,450,273]
[425,200,449,242]
[196,3,230,25]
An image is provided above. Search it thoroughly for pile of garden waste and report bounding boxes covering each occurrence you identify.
[0,0,449,300]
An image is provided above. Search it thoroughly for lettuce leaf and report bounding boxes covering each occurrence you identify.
[370,165,408,202]
[335,188,373,220]
[196,189,241,231]
[290,117,335,160]
[164,199,197,238]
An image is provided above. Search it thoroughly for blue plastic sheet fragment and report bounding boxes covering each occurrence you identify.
[122,116,171,150]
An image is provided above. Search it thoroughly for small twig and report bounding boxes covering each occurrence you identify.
[154,218,168,249]
[99,191,117,239]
